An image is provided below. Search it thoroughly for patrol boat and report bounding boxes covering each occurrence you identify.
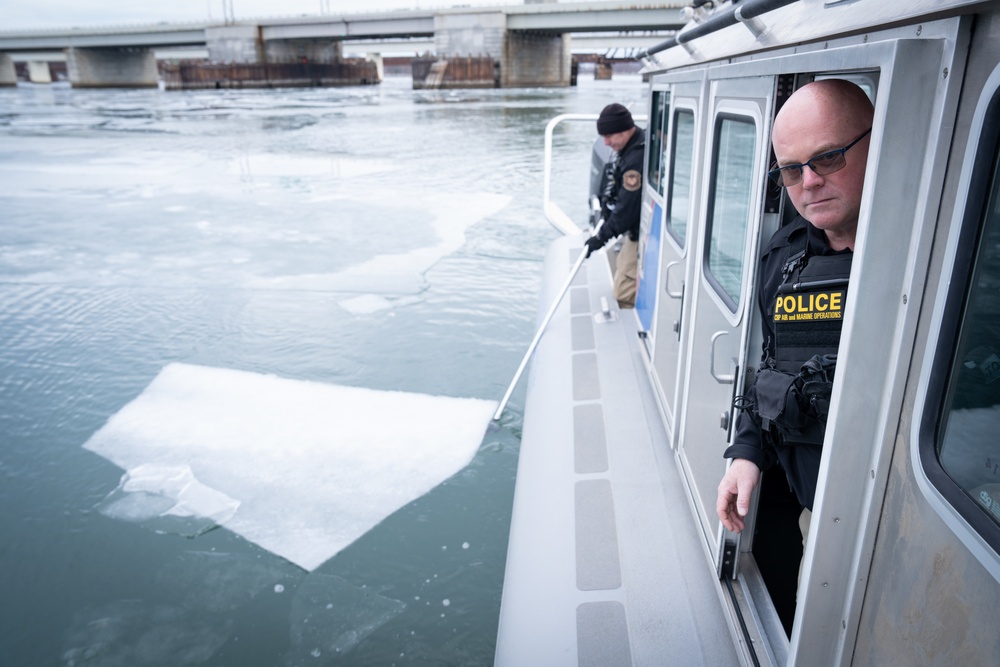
[494,0,1000,665]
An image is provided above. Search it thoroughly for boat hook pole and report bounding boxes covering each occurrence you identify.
[492,219,606,422]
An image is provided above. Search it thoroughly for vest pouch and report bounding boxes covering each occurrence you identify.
[798,354,837,424]
[753,368,800,430]
[753,355,835,445]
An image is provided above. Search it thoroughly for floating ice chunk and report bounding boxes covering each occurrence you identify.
[154,551,299,613]
[340,293,393,314]
[286,573,406,663]
[83,363,497,571]
[338,293,422,315]
[228,154,396,179]
[97,464,240,537]
[60,600,234,667]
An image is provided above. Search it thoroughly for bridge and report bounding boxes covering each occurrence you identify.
[0,1,686,88]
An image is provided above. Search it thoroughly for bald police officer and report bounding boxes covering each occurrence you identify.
[716,80,874,572]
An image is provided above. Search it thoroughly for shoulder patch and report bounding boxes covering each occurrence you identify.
[623,169,642,192]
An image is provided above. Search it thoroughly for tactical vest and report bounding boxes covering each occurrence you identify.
[752,233,853,445]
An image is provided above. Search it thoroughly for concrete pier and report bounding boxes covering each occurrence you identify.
[66,47,158,88]
[501,30,571,87]
[0,53,15,86]
[27,61,53,83]
[425,10,571,89]
[205,25,264,64]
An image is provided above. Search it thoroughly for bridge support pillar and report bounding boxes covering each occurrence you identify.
[206,26,345,65]
[205,25,265,63]
[28,61,53,83]
[66,47,157,88]
[429,11,571,88]
[501,31,571,88]
[265,39,343,64]
[0,54,15,86]
[595,59,613,80]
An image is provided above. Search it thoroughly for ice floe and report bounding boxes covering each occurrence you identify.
[84,363,496,571]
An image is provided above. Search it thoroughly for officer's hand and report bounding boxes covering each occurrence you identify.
[584,235,605,259]
[716,459,761,533]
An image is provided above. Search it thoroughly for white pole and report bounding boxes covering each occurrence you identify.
[492,220,605,422]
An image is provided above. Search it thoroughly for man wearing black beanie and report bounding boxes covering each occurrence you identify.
[586,102,645,308]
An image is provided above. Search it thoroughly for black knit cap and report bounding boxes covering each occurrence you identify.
[596,103,634,136]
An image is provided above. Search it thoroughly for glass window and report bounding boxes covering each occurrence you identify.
[647,91,668,195]
[705,115,757,308]
[937,121,1000,531]
[667,109,695,246]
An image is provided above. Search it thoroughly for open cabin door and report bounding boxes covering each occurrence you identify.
[673,76,774,573]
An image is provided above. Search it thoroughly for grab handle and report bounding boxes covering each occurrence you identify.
[664,261,683,299]
[710,330,735,384]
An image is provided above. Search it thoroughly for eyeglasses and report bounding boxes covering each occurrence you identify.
[767,128,872,187]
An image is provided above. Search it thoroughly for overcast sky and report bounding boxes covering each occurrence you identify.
[0,0,560,31]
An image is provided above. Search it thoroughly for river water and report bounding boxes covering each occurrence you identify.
[0,73,644,666]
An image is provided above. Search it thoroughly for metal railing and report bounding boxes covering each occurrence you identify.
[541,112,647,236]
[542,113,598,236]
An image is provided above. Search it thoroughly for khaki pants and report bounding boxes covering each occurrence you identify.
[614,237,639,309]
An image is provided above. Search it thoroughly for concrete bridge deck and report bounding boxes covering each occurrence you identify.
[0,3,684,50]
[0,1,686,89]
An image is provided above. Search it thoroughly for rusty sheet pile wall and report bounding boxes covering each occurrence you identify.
[411,56,497,90]
[160,60,380,90]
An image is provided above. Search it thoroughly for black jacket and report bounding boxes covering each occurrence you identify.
[724,216,853,510]
[599,127,645,242]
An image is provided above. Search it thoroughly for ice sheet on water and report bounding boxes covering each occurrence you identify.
[228,154,396,178]
[249,190,511,295]
[60,599,235,667]
[83,363,497,571]
[285,573,406,664]
[154,551,300,613]
[338,293,421,315]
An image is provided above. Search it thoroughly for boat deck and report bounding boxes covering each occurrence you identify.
[495,234,741,667]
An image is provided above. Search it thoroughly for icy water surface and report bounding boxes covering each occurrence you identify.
[0,74,644,666]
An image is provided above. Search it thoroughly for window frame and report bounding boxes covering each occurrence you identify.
[646,88,669,198]
[915,68,1000,578]
[665,106,697,249]
[702,110,759,314]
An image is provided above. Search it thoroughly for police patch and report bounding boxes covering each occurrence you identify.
[773,289,844,322]
[623,169,642,192]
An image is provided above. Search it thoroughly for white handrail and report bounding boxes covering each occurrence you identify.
[542,112,648,236]
[542,113,599,236]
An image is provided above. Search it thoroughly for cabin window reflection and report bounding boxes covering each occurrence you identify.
[647,91,668,195]
[667,109,695,246]
[706,116,756,308]
[939,139,1000,529]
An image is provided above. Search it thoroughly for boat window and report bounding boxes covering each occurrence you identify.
[705,115,757,309]
[924,84,1000,553]
[937,142,1000,526]
[666,109,695,246]
[647,90,669,195]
